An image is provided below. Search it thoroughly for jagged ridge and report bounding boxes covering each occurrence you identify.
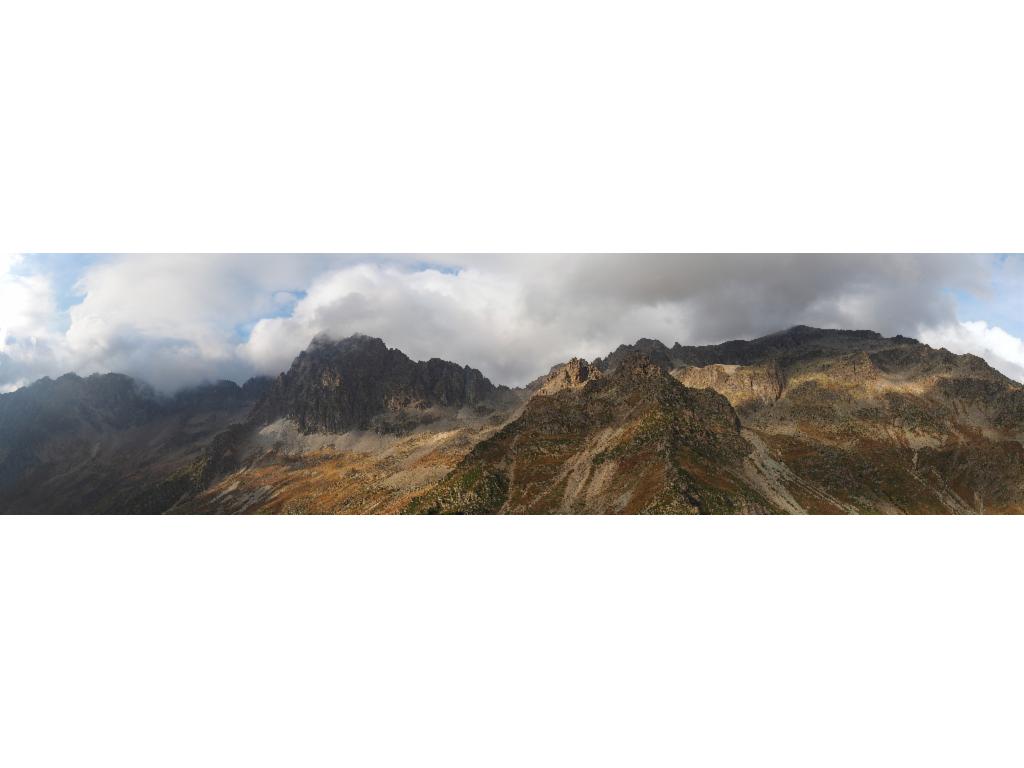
[250,334,505,434]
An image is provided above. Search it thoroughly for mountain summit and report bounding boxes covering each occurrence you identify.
[251,334,505,434]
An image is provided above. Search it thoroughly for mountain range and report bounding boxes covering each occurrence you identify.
[1,326,1021,514]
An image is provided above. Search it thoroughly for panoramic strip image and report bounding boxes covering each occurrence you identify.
[1,254,1022,514]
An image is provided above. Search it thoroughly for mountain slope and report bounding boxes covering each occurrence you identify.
[409,327,1024,515]
[142,335,525,513]
[0,374,270,513]
[406,353,776,514]
[658,328,1024,513]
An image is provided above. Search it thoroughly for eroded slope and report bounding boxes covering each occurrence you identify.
[406,354,778,514]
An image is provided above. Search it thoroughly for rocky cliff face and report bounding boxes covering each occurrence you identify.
[535,357,603,396]
[672,360,785,413]
[250,334,505,434]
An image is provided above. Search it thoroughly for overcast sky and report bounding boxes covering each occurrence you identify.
[1,254,1021,392]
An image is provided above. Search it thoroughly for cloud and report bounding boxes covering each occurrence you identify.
[56,254,354,389]
[240,262,543,384]
[241,254,1008,385]
[0,255,64,391]
[0,254,1021,391]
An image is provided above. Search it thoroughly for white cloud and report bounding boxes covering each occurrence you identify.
[0,255,59,343]
[239,254,1000,386]
[0,255,64,390]
[240,263,545,384]
[0,254,1020,391]
[55,255,345,389]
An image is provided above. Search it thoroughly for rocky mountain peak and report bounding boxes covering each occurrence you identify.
[537,357,602,395]
[250,334,501,434]
[307,332,387,354]
[594,339,674,372]
[612,351,671,381]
